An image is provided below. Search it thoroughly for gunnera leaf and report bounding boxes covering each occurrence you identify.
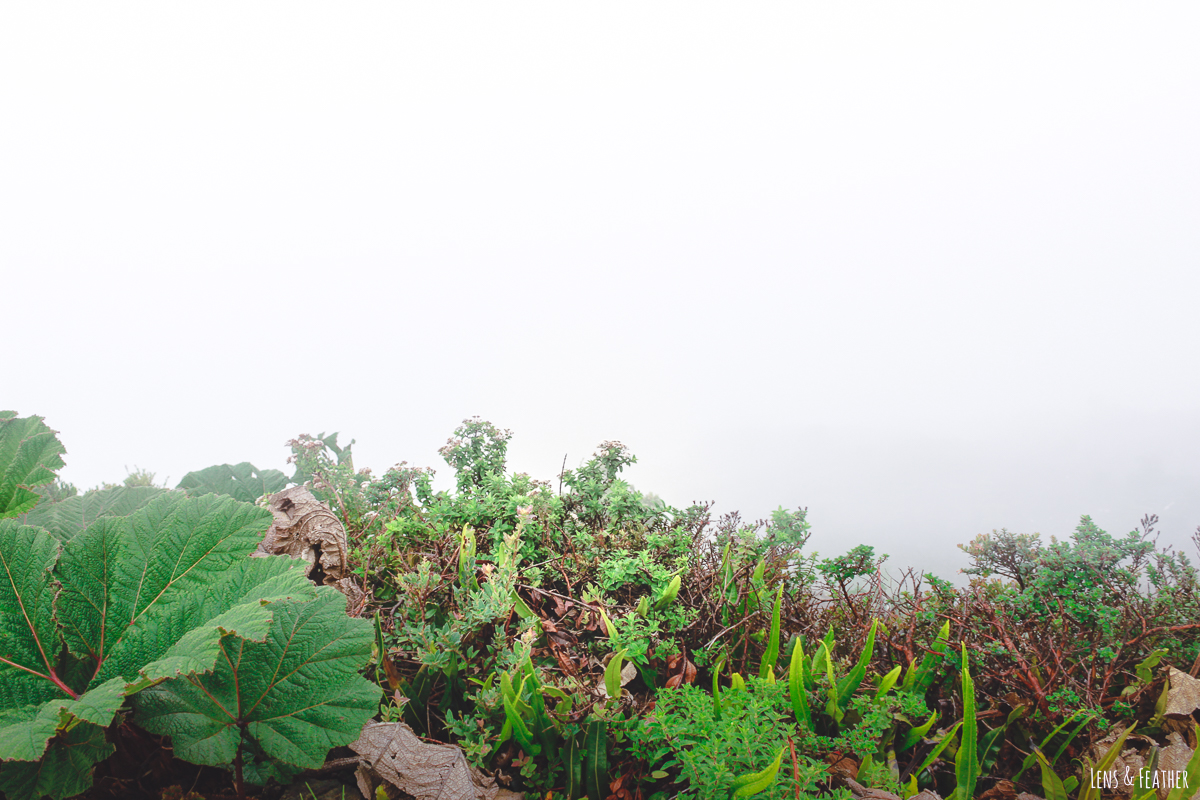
[0,722,113,800]
[135,588,380,783]
[0,493,317,800]
[22,486,170,542]
[0,413,67,519]
[0,523,65,711]
[177,463,289,504]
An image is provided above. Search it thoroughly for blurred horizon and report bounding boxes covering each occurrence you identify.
[4,3,1198,583]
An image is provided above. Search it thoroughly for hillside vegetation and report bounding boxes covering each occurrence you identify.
[2,412,1198,800]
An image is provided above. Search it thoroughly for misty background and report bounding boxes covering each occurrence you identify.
[3,4,1198,579]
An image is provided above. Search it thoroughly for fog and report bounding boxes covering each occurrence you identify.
[4,3,1198,579]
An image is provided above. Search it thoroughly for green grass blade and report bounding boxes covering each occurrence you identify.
[1012,709,1091,783]
[1050,711,1097,765]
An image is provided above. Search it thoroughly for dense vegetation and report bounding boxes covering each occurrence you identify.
[2,412,1198,800]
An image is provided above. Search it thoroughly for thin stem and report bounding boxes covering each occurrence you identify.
[234,737,245,800]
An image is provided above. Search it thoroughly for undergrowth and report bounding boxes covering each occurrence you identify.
[3,411,1199,800]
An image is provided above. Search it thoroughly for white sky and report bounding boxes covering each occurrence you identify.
[4,3,1199,578]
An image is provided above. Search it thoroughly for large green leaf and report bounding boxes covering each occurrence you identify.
[0,723,112,800]
[55,493,294,686]
[176,462,289,504]
[0,413,66,520]
[0,523,65,711]
[22,486,169,542]
[135,589,380,782]
[0,494,317,800]
[0,678,125,762]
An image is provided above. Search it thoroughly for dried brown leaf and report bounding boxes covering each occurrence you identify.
[1165,667,1200,718]
[978,780,1015,800]
[257,486,365,609]
[352,721,500,800]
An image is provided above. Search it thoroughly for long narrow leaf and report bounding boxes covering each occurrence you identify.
[837,619,878,710]
[1051,710,1097,766]
[653,574,682,612]
[1035,751,1068,800]
[605,650,628,700]
[564,730,585,800]
[583,719,609,800]
[900,710,939,753]
[713,654,727,720]
[788,637,812,730]
[1078,725,1134,800]
[501,691,540,757]
[902,619,951,696]
[730,746,785,798]
[521,659,557,764]
[875,665,902,701]
[953,643,979,800]
[912,721,962,784]
[810,628,836,691]
[822,645,843,726]
[1012,709,1092,782]
[599,608,618,640]
[760,585,784,680]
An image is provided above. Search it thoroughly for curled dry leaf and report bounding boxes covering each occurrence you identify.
[255,486,365,610]
[1165,667,1200,718]
[825,752,859,781]
[663,654,697,688]
[978,781,1015,800]
[351,721,501,800]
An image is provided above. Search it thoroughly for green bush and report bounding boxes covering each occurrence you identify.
[627,677,834,800]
